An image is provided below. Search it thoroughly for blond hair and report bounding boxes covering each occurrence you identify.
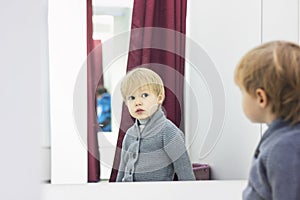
[120,68,165,103]
[235,41,300,124]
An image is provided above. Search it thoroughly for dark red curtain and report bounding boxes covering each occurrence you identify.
[109,0,187,182]
[87,0,103,182]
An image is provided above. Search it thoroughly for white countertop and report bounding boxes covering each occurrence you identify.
[42,180,247,200]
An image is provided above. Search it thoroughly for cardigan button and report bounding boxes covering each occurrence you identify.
[129,169,132,175]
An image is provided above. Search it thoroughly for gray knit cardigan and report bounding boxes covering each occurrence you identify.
[243,119,300,199]
[116,108,195,182]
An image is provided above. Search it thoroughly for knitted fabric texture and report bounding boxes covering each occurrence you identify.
[116,108,195,182]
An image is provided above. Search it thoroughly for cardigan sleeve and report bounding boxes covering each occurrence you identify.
[162,122,195,181]
[116,135,128,182]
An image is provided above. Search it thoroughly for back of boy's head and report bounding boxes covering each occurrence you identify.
[235,40,300,124]
[120,67,165,103]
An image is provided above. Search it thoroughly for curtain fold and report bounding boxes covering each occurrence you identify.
[110,0,187,182]
[87,0,102,182]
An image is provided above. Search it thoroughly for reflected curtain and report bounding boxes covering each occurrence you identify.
[87,0,103,182]
[109,0,187,182]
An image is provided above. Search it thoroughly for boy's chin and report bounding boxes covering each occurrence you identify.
[136,116,149,120]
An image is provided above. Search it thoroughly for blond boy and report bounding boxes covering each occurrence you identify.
[116,68,195,182]
[235,41,300,199]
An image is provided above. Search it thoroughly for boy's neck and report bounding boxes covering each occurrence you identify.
[264,110,277,124]
[138,118,148,125]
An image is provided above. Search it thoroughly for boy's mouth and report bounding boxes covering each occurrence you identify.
[135,109,145,114]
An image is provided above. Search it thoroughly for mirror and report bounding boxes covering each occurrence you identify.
[91,0,218,181]
[48,0,261,184]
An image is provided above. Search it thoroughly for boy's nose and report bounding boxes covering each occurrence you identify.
[135,98,142,106]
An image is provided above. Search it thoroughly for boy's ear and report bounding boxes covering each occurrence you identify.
[157,94,164,104]
[255,88,268,108]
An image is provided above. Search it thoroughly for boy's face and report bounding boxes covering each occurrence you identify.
[125,86,163,120]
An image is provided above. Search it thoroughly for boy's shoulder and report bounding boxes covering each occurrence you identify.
[161,119,179,130]
[273,122,300,143]
[274,124,300,149]
[162,119,184,137]
[265,122,300,163]
[126,124,136,133]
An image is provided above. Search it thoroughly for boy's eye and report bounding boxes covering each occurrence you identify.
[141,93,149,98]
[128,96,135,101]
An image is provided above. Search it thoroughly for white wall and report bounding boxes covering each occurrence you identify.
[185,0,300,180]
[49,0,87,183]
[185,0,262,180]
[262,0,299,43]
[0,1,46,199]
[49,0,300,183]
